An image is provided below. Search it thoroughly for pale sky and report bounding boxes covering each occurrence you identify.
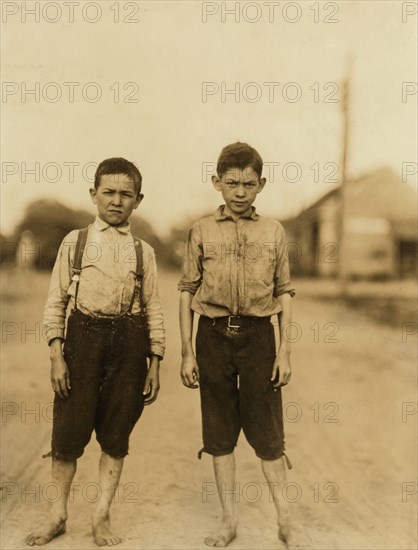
[2,0,417,236]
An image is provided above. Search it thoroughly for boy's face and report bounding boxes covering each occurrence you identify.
[212,166,266,218]
[90,173,142,227]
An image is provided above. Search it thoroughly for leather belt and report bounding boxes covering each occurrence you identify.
[203,315,271,329]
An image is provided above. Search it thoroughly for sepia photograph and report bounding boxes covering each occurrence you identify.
[1,1,417,549]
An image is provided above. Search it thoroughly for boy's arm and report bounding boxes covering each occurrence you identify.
[271,224,295,388]
[43,236,74,343]
[44,236,75,399]
[271,293,292,388]
[50,337,71,399]
[141,245,165,360]
[178,223,203,389]
[141,245,164,405]
[179,291,199,389]
[143,353,160,405]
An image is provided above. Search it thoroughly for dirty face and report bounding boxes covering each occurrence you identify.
[212,166,266,218]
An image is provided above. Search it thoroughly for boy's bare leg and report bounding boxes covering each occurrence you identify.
[91,452,124,546]
[26,458,76,546]
[261,457,292,546]
[205,453,237,548]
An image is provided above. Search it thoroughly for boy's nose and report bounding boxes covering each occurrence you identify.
[112,194,122,205]
[235,185,246,197]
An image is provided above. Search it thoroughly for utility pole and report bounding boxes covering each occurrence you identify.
[338,57,352,293]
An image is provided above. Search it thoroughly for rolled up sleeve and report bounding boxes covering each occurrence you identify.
[273,224,296,298]
[177,222,203,295]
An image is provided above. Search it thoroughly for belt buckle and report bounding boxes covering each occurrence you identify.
[227,316,240,329]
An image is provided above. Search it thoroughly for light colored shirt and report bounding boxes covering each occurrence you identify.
[44,216,165,358]
[178,206,295,318]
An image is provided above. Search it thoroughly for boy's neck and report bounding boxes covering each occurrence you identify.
[223,204,253,220]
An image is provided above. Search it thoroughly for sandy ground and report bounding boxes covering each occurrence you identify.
[1,268,417,550]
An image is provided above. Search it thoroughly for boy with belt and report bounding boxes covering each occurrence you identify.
[26,157,165,547]
[179,142,295,548]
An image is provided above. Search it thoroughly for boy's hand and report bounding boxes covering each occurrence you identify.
[271,352,291,389]
[143,356,160,406]
[51,355,71,399]
[181,354,200,389]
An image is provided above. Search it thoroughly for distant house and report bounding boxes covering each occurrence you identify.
[282,167,418,279]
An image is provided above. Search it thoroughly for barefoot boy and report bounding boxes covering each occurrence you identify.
[179,142,295,547]
[26,157,165,547]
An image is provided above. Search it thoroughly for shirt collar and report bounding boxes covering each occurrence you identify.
[215,205,259,222]
[94,215,131,234]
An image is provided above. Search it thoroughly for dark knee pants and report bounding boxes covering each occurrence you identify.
[50,309,149,461]
[196,316,285,461]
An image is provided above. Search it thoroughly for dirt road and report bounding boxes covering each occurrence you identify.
[1,268,417,549]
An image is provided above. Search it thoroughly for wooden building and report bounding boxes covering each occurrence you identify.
[282,167,417,279]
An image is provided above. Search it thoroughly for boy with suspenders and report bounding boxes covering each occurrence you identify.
[26,158,165,547]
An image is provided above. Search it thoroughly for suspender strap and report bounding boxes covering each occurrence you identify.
[127,236,146,316]
[72,226,89,309]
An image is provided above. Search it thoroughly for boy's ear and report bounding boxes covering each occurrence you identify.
[257,177,267,193]
[133,193,144,209]
[211,174,222,191]
[89,187,97,204]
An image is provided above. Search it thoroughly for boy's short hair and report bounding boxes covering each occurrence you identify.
[94,158,142,197]
[216,142,263,179]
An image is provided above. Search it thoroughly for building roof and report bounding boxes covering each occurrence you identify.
[289,167,417,224]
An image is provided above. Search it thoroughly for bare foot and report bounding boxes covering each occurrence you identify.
[25,518,66,546]
[204,518,237,548]
[92,513,121,547]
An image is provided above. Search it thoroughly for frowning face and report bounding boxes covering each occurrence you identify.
[212,166,266,218]
[90,173,142,226]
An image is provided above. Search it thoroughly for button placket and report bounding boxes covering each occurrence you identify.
[237,219,246,314]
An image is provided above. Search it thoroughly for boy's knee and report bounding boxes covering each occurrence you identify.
[43,448,85,461]
[198,446,236,459]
